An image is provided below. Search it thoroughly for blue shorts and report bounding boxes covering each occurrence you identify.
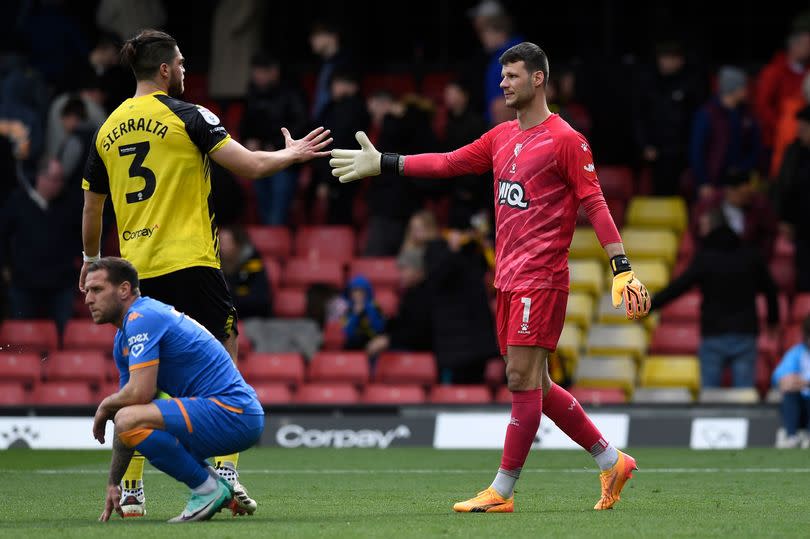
[154,397,264,460]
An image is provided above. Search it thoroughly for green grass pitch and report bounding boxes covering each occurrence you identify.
[1,448,809,538]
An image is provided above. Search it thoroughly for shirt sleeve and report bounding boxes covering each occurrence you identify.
[772,345,802,385]
[184,105,231,154]
[81,131,110,195]
[122,310,169,372]
[403,126,496,178]
[557,131,602,200]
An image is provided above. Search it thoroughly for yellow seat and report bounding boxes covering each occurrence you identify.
[585,324,647,361]
[574,355,636,394]
[566,293,595,331]
[605,259,669,294]
[626,196,688,233]
[556,324,584,366]
[620,227,679,266]
[569,227,606,260]
[640,355,701,394]
[569,259,604,298]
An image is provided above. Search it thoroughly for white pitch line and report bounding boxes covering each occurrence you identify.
[10,467,810,475]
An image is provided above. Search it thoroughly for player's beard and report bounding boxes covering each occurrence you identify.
[168,71,184,98]
[507,82,534,110]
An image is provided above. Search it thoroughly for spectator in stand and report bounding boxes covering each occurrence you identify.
[241,53,308,225]
[218,226,272,318]
[690,66,761,200]
[424,217,499,384]
[88,32,134,114]
[633,40,705,196]
[55,96,96,195]
[366,248,433,357]
[651,209,779,388]
[691,169,778,261]
[771,315,810,449]
[364,91,438,255]
[775,105,810,292]
[310,69,368,224]
[342,275,386,351]
[547,65,592,137]
[442,80,491,233]
[45,70,106,159]
[0,159,80,335]
[208,0,264,103]
[771,73,810,179]
[754,24,810,154]
[96,0,166,45]
[475,13,523,124]
[310,21,350,121]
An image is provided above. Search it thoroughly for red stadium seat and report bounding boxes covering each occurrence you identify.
[429,384,492,404]
[105,359,120,382]
[569,386,626,404]
[321,320,345,350]
[294,383,360,404]
[756,294,789,326]
[678,231,695,260]
[0,320,58,354]
[374,352,437,385]
[783,324,803,351]
[308,352,369,384]
[374,287,400,318]
[494,385,511,404]
[63,320,117,352]
[660,291,701,324]
[282,258,344,289]
[649,323,701,355]
[236,320,253,357]
[349,258,401,288]
[295,226,355,263]
[484,358,505,387]
[769,257,796,296]
[791,293,810,323]
[274,288,308,318]
[361,73,416,98]
[361,384,426,404]
[420,71,456,101]
[241,353,305,386]
[596,166,634,199]
[252,383,293,405]
[30,382,96,406]
[96,381,120,400]
[44,351,106,385]
[72,292,91,319]
[261,257,282,292]
[0,382,26,405]
[247,226,291,259]
[0,352,42,385]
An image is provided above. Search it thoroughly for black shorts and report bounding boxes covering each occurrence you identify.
[139,266,237,342]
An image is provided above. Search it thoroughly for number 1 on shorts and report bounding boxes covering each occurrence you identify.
[521,297,531,324]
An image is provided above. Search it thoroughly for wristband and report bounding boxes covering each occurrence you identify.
[610,254,631,275]
[380,153,402,175]
[83,251,101,263]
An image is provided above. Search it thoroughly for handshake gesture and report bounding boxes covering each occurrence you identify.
[330,131,383,183]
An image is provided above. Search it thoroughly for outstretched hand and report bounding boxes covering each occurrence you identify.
[283,126,332,163]
[329,131,382,183]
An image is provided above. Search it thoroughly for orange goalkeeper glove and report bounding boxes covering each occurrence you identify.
[610,255,650,320]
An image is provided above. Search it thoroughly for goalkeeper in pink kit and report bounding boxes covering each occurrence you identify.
[330,42,650,512]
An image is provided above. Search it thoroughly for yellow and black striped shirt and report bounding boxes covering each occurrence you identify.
[82,90,231,279]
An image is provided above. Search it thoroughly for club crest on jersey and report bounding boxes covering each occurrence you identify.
[497,180,529,209]
[581,142,589,152]
[513,143,523,157]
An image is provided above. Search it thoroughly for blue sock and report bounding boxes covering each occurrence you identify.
[132,429,208,489]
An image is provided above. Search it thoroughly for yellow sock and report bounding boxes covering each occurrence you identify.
[215,453,239,469]
[122,453,145,490]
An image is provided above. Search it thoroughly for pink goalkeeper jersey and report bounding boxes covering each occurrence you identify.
[404,114,603,292]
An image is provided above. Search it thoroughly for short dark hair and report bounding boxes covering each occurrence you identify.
[499,42,550,85]
[87,257,140,295]
[61,95,87,120]
[120,29,178,80]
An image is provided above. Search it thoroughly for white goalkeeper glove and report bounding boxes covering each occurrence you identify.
[330,131,400,183]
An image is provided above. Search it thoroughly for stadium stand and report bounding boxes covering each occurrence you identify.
[62,321,117,352]
[308,352,370,385]
[0,321,58,355]
[374,352,437,385]
[241,353,306,386]
[295,383,361,404]
[362,384,427,404]
[429,385,492,404]
[247,226,292,259]
[44,351,106,386]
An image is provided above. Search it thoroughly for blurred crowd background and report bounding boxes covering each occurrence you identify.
[3,1,810,427]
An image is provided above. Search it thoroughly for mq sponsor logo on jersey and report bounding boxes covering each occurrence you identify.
[497,180,529,209]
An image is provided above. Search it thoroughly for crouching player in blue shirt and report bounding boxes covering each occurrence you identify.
[86,258,264,522]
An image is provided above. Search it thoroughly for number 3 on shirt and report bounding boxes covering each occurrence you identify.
[119,141,156,203]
